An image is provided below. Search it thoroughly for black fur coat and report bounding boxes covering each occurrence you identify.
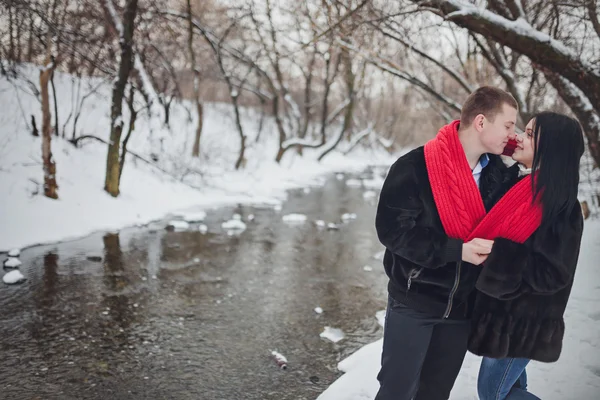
[468,202,584,362]
[375,147,514,319]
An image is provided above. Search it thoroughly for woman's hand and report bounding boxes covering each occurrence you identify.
[462,238,494,265]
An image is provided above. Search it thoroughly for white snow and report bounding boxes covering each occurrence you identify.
[314,306,324,314]
[363,190,377,200]
[247,214,255,221]
[373,250,385,261]
[8,249,20,257]
[0,64,393,252]
[198,224,208,234]
[3,270,25,284]
[318,221,600,400]
[320,326,345,343]
[314,220,326,228]
[362,177,384,190]
[282,213,307,223]
[363,265,373,272]
[341,213,357,221]
[221,219,247,231]
[327,222,339,230]
[166,220,190,231]
[375,310,386,328]
[3,257,22,268]
[336,173,345,180]
[346,179,363,187]
[175,210,207,222]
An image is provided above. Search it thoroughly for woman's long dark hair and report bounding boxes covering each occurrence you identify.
[531,111,585,225]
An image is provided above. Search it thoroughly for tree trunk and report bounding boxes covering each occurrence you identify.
[50,67,59,137]
[255,96,266,143]
[15,7,22,62]
[318,48,355,162]
[40,55,59,199]
[232,95,247,169]
[187,0,203,158]
[119,86,137,181]
[27,11,34,62]
[297,47,317,156]
[8,5,14,61]
[191,100,203,157]
[104,0,138,197]
[274,96,290,163]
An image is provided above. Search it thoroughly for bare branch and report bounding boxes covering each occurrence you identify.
[337,39,462,114]
[587,0,600,40]
[376,21,474,93]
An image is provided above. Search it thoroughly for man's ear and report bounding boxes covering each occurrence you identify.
[473,114,485,133]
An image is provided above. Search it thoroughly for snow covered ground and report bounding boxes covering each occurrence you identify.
[318,220,600,400]
[0,64,394,252]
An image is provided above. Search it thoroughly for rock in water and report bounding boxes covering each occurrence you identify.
[166,220,190,231]
[3,257,22,268]
[3,270,26,284]
[326,223,339,231]
[8,249,21,257]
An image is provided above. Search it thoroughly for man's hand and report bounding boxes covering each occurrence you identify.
[462,238,494,265]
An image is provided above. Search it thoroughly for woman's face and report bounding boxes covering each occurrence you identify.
[512,118,536,168]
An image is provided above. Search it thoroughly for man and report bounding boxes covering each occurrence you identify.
[375,86,518,400]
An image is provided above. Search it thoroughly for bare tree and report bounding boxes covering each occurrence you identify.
[186,0,203,158]
[103,0,138,197]
[318,46,357,161]
[40,49,59,199]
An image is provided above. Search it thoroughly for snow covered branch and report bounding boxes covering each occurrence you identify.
[281,137,324,149]
[543,70,600,168]
[343,123,375,155]
[326,98,351,125]
[104,0,124,37]
[412,0,600,114]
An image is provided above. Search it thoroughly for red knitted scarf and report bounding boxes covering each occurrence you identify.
[424,120,542,244]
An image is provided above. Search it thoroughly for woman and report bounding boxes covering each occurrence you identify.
[468,111,586,400]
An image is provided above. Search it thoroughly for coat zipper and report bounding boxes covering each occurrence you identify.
[406,268,422,291]
[443,261,462,319]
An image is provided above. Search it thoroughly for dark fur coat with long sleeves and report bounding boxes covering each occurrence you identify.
[468,199,584,362]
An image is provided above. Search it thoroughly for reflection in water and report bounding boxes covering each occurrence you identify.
[41,251,59,309]
[102,233,133,331]
[0,170,388,399]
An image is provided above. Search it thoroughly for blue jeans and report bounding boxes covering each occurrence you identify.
[478,357,541,400]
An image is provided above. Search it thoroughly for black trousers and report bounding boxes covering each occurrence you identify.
[375,296,470,400]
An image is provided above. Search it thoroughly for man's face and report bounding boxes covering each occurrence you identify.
[479,104,518,154]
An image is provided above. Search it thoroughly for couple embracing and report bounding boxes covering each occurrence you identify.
[375,87,585,400]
